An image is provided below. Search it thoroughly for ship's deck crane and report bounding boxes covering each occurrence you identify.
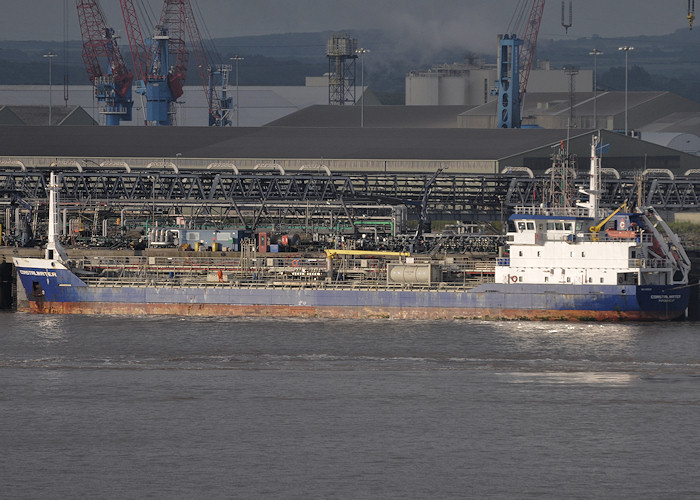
[76,0,134,125]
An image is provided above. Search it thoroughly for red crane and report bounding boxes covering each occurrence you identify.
[518,0,545,102]
[76,0,133,96]
[119,0,150,86]
[75,0,134,125]
[156,0,189,100]
[158,0,228,124]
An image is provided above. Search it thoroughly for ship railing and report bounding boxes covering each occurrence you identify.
[76,255,496,275]
[75,255,329,277]
[629,258,671,269]
[74,253,496,279]
[81,274,495,291]
[453,260,497,272]
[515,206,590,217]
[541,233,653,243]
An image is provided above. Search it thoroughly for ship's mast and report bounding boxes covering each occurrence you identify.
[45,171,68,263]
[543,141,577,210]
[577,134,603,218]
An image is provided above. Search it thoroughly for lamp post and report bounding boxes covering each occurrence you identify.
[355,48,370,128]
[43,51,58,125]
[618,45,634,136]
[589,48,603,130]
[231,55,244,127]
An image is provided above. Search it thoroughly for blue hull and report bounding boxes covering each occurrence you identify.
[16,263,690,321]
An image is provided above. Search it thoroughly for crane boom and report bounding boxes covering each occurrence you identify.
[119,0,149,85]
[76,0,132,94]
[518,0,545,102]
[158,0,230,126]
[181,0,229,125]
[75,0,134,125]
[158,0,189,100]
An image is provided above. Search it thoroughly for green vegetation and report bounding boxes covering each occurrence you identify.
[669,221,700,250]
[669,221,700,234]
[598,64,700,103]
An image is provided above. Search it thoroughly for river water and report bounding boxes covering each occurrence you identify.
[1,312,699,499]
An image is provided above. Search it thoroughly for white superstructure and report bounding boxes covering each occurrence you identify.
[496,135,690,288]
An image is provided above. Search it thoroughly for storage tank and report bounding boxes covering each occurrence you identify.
[387,263,441,285]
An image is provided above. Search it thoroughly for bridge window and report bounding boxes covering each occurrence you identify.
[547,222,554,230]
[555,222,564,230]
[518,222,526,231]
[526,222,535,230]
[564,222,572,231]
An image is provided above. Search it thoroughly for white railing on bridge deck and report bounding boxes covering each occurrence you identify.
[514,206,591,217]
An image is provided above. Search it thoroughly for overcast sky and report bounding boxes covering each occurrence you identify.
[0,0,694,54]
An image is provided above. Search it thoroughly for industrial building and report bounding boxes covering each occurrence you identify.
[0,103,96,126]
[459,91,700,130]
[0,83,375,128]
[1,124,699,176]
[405,60,592,106]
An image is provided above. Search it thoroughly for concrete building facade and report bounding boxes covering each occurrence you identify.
[405,62,592,107]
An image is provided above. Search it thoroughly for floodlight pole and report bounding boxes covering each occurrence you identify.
[618,45,634,136]
[589,48,603,129]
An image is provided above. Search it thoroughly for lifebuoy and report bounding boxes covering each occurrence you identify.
[292,259,300,267]
[510,275,518,283]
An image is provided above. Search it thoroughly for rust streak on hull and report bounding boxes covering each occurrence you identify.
[20,300,684,321]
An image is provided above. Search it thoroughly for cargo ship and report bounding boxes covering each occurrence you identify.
[14,136,691,320]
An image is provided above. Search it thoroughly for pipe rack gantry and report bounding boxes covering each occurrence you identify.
[1,169,699,218]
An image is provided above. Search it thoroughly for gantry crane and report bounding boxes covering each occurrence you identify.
[77,0,231,126]
[76,0,135,125]
[496,0,546,128]
[157,0,232,126]
[118,0,186,126]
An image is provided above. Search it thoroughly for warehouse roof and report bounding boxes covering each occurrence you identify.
[462,91,698,118]
[0,105,96,126]
[0,125,585,161]
[266,105,475,128]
